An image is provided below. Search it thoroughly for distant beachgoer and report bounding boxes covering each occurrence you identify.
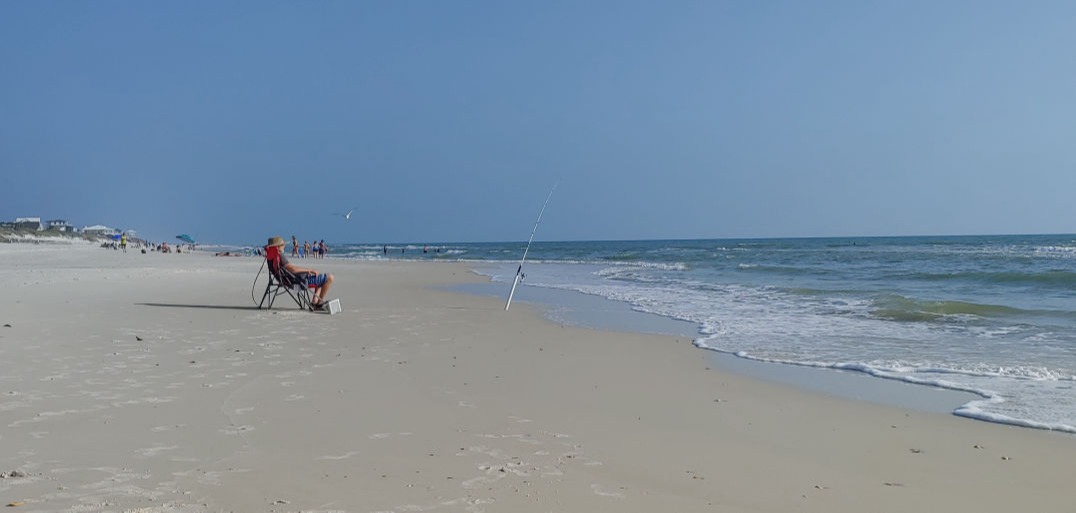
[120,234,127,253]
[291,235,299,257]
[304,241,312,258]
[383,245,387,255]
[268,236,335,309]
[318,240,327,258]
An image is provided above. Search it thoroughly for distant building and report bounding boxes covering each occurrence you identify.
[46,219,73,232]
[82,225,119,236]
[14,217,43,231]
[0,221,14,229]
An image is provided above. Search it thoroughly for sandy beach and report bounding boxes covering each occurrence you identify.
[2,243,1075,513]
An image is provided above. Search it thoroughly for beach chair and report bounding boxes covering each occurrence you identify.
[259,244,316,311]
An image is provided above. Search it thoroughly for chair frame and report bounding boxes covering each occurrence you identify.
[259,245,316,311]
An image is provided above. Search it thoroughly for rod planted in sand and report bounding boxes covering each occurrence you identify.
[505,183,557,311]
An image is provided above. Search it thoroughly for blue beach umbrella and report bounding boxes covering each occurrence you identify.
[175,234,196,244]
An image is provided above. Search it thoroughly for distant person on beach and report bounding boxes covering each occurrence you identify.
[318,240,327,258]
[291,235,299,257]
[268,236,334,309]
[120,234,127,253]
[304,241,312,258]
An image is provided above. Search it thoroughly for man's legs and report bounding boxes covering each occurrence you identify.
[313,273,334,305]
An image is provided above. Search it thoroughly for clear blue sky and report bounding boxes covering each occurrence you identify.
[3,1,1075,245]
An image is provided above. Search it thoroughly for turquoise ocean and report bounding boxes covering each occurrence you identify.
[328,235,1076,433]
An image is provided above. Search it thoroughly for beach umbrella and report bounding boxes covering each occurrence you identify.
[176,234,196,244]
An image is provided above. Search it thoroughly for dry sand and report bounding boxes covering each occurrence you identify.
[2,244,1075,512]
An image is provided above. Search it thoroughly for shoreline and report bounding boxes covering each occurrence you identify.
[455,278,983,417]
[3,245,1075,512]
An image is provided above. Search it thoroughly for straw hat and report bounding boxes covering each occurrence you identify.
[268,236,286,248]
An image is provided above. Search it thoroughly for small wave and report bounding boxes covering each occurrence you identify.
[955,401,1076,433]
[903,270,1076,288]
[1032,245,1076,258]
[870,295,1024,321]
[595,262,688,275]
[602,253,643,262]
[734,263,835,276]
[693,337,999,396]
[691,337,1076,433]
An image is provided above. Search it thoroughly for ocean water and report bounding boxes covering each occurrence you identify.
[331,235,1076,433]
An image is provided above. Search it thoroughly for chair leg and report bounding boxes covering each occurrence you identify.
[302,288,314,311]
[259,281,273,309]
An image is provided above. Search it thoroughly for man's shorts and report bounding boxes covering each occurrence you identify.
[303,273,328,287]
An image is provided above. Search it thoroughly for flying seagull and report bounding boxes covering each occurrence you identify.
[333,208,357,220]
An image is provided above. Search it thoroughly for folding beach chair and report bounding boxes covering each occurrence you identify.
[258,244,316,311]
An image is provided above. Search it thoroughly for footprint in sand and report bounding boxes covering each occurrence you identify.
[151,424,187,432]
[369,432,413,440]
[591,484,625,499]
[316,451,361,460]
[220,425,254,435]
[137,445,179,457]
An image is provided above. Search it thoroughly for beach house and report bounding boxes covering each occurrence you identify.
[46,219,74,232]
[14,217,43,231]
[82,225,119,237]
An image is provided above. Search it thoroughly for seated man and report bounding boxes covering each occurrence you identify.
[268,236,334,308]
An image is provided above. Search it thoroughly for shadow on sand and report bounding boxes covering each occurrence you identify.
[136,303,265,311]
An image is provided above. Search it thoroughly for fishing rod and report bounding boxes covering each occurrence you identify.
[505,182,558,311]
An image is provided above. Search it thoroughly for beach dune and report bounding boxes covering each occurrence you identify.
[2,244,1075,512]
